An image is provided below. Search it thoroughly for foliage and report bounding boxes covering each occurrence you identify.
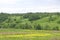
[0,12,60,30]
[53,26,59,30]
[34,24,42,30]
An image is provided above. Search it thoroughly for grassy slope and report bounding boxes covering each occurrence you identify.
[2,14,60,29]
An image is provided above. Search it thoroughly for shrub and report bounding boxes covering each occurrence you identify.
[34,24,42,30]
[53,26,59,30]
[57,21,60,24]
[29,15,40,21]
[44,25,50,30]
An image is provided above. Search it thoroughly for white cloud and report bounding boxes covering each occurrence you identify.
[0,0,60,13]
[0,6,60,13]
[0,0,16,4]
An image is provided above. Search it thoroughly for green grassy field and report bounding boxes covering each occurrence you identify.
[0,13,60,40]
[0,29,60,40]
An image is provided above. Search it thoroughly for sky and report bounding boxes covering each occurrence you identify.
[0,0,60,13]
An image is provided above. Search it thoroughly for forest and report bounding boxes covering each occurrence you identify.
[0,12,60,30]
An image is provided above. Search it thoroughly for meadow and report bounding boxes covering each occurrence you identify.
[0,29,60,40]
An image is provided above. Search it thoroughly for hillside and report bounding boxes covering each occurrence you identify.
[0,12,60,30]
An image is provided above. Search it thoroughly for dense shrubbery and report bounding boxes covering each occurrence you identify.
[0,13,8,23]
[0,12,60,30]
[57,21,60,24]
[28,15,40,21]
[53,26,59,30]
[34,24,42,30]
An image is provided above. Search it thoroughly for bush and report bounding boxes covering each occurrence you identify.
[29,15,40,21]
[34,24,42,30]
[57,21,60,24]
[48,16,56,22]
[18,23,32,29]
[53,26,59,30]
[44,25,50,30]
[9,23,16,28]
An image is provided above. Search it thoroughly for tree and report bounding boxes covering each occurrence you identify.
[24,23,32,29]
[34,24,42,30]
[57,21,60,24]
[53,26,59,30]
[0,25,2,28]
[44,25,50,30]
[48,16,55,22]
[9,23,16,28]
[0,14,8,23]
[29,15,40,21]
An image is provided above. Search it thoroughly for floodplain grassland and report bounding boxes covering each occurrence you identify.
[0,29,60,40]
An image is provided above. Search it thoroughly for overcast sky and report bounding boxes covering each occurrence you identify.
[0,0,60,13]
